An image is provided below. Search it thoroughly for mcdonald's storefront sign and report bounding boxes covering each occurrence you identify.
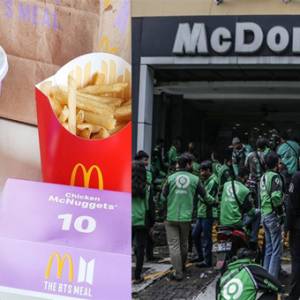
[70,163,104,190]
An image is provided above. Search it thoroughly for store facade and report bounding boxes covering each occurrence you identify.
[133,14,300,157]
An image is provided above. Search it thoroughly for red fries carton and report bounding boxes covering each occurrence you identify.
[35,53,131,193]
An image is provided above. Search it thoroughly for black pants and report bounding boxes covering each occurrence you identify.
[132,226,147,280]
[288,229,300,300]
[146,229,154,260]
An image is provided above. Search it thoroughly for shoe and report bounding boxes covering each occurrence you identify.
[196,262,212,268]
[133,277,145,284]
[168,273,183,281]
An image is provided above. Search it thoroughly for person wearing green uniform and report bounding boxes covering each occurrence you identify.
[187,142,200,176]
[192,160,219,268]
[134,150,156,261]
[162,153,206,280]
[220,167,256,229]
[245,138,270,183]
[132,160,153,284]
[211,151,222,178]
[135,150,153,184]
[260,152,284,279]
[152,139,166,178]
[186,148,200,177]
[167,138,181,172]
[231,137,252,177]
[214,150,233,195]
[276,131,300,186]
[244,137,270,247]
[217,248,283,300]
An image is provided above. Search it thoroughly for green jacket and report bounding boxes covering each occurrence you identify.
[232,144,252,177]
[132,186,150,226]
[146,169,153,185]
[168,146,178,166]
[212,161,222,178]
[192,161,200,177]
[217,258,282,300]
[277,140,300,175]
[220,180,254,227]
[260,171,283,216]
[163,170,203,222]
[197,174,219,219]
[217,164,232,193]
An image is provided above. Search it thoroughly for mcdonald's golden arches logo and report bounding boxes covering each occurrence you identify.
[45,252,95,285]
[70,163,104,190]
[45,252,74,283]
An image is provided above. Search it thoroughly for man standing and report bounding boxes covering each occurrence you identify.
[245,137,270,183]
[167,138,181,172]
[231,137,252,177]
[134,151,155,261]
[220,167,255,229]
[135,150,153,185]
[217,150,233,196]
[276,131,300,187]
[245,137,270,248]
[260,152,284,279]
[162,153,206,280]
[152,139,166,178]
[187,142,200,176]
[193,160,219,268]
[286,171,300,299]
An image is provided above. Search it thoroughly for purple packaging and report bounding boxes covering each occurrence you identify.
[0,179,131,300]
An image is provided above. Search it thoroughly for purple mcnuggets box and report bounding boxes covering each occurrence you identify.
[0,179,131,300]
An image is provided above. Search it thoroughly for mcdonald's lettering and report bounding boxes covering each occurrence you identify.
[70,163,104,190]
[45,252,74,282]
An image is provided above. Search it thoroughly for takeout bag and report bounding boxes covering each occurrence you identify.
[0,46,8,95]
[36,53,131,193]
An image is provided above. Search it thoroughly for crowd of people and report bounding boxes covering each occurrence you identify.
[132,129,300,300]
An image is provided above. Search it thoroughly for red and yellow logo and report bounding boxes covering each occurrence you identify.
[70,163,104,190]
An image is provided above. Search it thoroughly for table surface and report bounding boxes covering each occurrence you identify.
[0,118,41,192]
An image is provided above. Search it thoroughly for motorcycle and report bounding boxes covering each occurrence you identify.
[214,225,249,271]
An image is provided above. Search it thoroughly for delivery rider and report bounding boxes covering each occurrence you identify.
[162,153,206,281]
[167,138,181,172]
[217,248,283,300]
[220,167,256,230]
[192,160,219,268]
[231,137,252,177]
[132,160,153,284]
[260,152,284,279]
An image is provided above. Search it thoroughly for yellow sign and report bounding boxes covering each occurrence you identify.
[45,252,74,282]
[70,163,104,190]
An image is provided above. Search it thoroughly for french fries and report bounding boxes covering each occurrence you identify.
[68,75,77,135]
[78,82,128,95]
[45,60,131,140]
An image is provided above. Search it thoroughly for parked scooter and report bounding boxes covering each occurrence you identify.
[214,225,249,272]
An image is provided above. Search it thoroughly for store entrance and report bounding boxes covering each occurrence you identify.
[152,67,300,160]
